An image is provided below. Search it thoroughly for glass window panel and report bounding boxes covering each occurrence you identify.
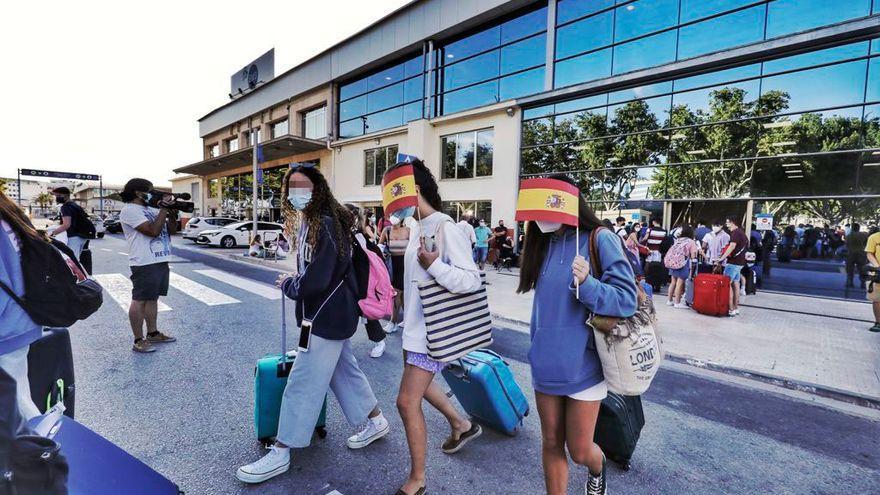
[456,132,476,179]
[340,78,367,101]
[677,6,765,60]
[607,95,672,130]
[680,0,758,23]
[555,10,613,60]
[404,55,424,78]
[614,0,679,42]
[672,79,760,115]
[554,48,612,88]
[612,30,676,74]
[859,152,880,194]
[873,38,880,55]
[762,41,870,75]
[226,138,239,152]
[499,67,545,100]
[667,121,758,164]
[557,0,615,25]
[757,110,864,159]
[444,51,500,91]
[404,76,424,103]
[339,95,367,121]
[555,94,608,114]
[867,57,880,102]
[522,117,555,146]
[609,81,673,104]
[761,60,868,114]
[339,119,364,139]
[501,34,546,74]
[364,150,376,186]
[521,145,556,175]
[444,26,501,63]
[404,101,423,122]
[367,63,405,92]
[367,82,404,113]
[364,106,404,134]
[442,135,457,179]
[443,80,499,114]
[523,105,555,119]
[751,154,859,197]
[674,64,761,92]
[476,130,494,176]
[271,119,289,138]
[562,106,610,140]
[501,7,548,44]
[375,147,388,180]
[766,0,871,39]
[865,104,880,147]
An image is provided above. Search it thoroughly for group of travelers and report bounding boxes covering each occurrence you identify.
[456,215,515,271]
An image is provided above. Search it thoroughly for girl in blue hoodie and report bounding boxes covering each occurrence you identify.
[517,175,637,495]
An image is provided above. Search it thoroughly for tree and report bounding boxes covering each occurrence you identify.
[35,192,53,213]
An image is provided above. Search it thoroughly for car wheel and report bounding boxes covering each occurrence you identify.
[221,236,236,248]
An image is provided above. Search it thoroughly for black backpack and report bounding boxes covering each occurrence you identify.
[0,232,103,328]
[66,202,96,239]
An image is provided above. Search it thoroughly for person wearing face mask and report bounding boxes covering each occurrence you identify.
[237,165,389,484]
[517,174,637,495]
[379,212,410,334]
[383,159,483,495]
[49,186,93,261]
[473,219,492,270]
[703,219,730,265]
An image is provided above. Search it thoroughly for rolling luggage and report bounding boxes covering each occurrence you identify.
[27,327,76,418]
[254,288,326,444]
[593,392,645,471]
[27,415,181,494]
[442,349,529,436]
[684,260,696,306]
[692,274,730,316]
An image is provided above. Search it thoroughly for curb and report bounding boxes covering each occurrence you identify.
[173,243,291,273]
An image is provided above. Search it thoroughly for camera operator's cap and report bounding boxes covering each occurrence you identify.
[50,187,71,196]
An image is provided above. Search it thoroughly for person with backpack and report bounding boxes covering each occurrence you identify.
[345,203,389,359]
[0,190,43,420]
[717,215,749,317]
[517,174,638,495]
[665,225,701,308]
[384,159,482,495]
[49,186,95,261]
[236,164,389,485]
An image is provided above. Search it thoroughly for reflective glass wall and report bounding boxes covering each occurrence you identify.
[522,38,880,211]
[554,0,875,89]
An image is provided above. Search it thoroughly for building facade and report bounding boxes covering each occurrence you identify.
[177,1,879,261]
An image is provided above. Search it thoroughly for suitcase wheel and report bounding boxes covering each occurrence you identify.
[315,426,327,439]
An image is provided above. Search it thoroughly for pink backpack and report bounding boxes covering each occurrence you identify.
[664,238,691,270]
[354,233,396,319]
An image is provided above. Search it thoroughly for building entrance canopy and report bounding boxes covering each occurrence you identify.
[174,134,327,176]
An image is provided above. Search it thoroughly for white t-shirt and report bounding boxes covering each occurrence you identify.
[119,204,171,266]
[457,220,477,244]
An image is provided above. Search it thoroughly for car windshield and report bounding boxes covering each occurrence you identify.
[189,218,201,225]
[226,222,248,230]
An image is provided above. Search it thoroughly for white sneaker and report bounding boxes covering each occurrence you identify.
[666,300,674,306]
[733,309,740,315]
[728,310,737,317]
[347,413,390,449]
[236,445,290,484]
[370,340,386,358]
[673,302,688,309]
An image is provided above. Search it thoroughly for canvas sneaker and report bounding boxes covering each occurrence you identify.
[347,413,390,449]
[666,300,674,306]
[146,332,176,344]
[370,340,386,358]
[585,455,607,495]
[236,445,290,484]
[673,302,688,309]
[132,339,155,353]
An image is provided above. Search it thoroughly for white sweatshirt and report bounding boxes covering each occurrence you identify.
[402,212,482,354]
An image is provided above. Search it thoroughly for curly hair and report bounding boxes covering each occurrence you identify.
[281,165,353,259]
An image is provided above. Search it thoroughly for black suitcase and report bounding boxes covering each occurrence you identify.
[645,261,668,291]
[27,328,75,418]
[593,392,644,471]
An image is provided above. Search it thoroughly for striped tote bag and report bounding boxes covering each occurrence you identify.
[419,272,493,362]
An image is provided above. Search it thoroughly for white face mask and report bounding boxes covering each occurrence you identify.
[535,221,562,233]
[390,215,401,226]
[712,226,722,233]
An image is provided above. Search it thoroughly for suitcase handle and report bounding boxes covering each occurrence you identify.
[280,286,289,365]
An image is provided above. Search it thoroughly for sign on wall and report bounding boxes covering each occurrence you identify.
[230,49,274,95]
[755,213,774,231]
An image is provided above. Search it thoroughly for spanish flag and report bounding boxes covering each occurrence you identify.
[382,164,418,215]
[514,178,580,226]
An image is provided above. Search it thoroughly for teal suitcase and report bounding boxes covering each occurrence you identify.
[254,288,327,444]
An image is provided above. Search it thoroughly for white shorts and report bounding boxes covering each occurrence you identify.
[568,380,608,402]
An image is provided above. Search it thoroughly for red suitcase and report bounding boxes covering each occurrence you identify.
[692,274,730,316]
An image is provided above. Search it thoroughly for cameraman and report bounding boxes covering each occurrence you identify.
[866,228,880,333]
[119,179,177,353]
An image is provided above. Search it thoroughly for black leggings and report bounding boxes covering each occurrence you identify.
[365,319,385,343]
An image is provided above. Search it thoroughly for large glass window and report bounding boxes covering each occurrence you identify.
[364,145,399,186]
[442,200,493,223]
[270,119,289,139]
[766,0,871,39]
[441,129,494,179]
[338,54,424,139]
[677,6,766,60]
[208,143,219,158]
[303,106,326,140]
[225,137,239,153]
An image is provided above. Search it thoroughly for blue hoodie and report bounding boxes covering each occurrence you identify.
[0,225,41,355]
[528,228,638,396]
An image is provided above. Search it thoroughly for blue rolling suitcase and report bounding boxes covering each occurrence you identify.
[254,288,327,444]
[27,415,182,494]
[442,349,529,436]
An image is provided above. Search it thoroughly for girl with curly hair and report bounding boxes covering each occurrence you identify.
[236,164,390,484]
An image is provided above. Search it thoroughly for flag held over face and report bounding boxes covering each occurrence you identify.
[515,178,580,226]
[382,164,419,215]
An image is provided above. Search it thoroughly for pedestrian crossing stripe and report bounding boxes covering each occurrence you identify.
[194,269,282,300]
[93,274,173,312]
[168,272,240,306]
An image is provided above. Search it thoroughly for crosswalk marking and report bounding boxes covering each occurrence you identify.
[93,274,172,312]
[100,248,112,252]
[118,252,129,256]
[194,269,281,300]
[168,272,240,306]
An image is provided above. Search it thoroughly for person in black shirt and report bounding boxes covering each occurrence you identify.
[49,187,88,261]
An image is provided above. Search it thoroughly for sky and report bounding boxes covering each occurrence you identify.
[0,0,411,187]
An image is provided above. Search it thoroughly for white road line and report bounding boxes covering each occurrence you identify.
[194,269,281,300]
[100,248,112,252]
[168,272,240,306]
[118,252,129,256]
[93,274,172,312]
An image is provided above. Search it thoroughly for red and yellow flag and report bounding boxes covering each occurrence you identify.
[514,178,579,226]
[382,164,418,215]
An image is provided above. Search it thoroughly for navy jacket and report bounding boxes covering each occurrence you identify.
[282,216,359,340]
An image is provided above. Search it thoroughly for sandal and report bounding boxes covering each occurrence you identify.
[441,423,482,454]
[395,486,426,495]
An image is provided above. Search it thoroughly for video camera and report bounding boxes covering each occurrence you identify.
[146,191,195,213]
[864,265,880,284]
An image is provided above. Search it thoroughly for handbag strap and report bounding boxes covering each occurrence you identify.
[0,279,26,313]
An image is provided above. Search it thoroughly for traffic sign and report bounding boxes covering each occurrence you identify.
[755,213,773,231]
[19,169,100,181]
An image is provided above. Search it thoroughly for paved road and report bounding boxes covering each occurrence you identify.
[69,235,880,494]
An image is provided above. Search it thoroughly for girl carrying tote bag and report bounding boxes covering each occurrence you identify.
[419,220,493,362]
[587,227,662,395]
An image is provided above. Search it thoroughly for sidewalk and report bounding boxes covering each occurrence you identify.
[484,269,880,405]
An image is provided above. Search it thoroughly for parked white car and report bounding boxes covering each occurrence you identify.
[182,217,238,241]
[196,221,284,249]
